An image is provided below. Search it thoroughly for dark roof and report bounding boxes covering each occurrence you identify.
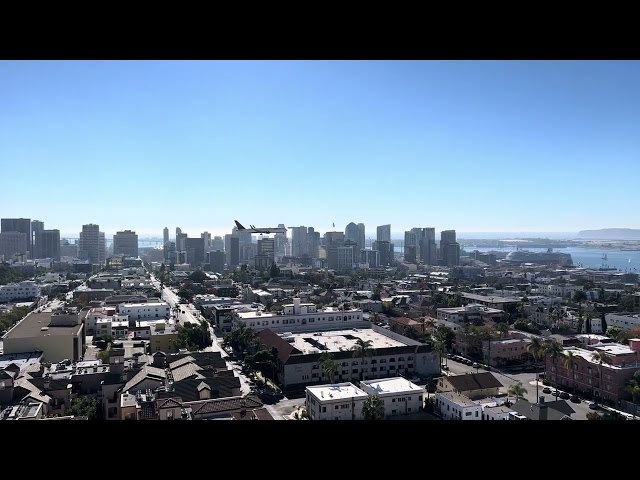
[251,407,275,420]
[103,373,126,386]
[29,377,70,391]
[257,329,300,364]
[0,370,14,380]
[446,372,503,392]
[165,351,226,370]
[159,376,241,403]
[4,363,20,373]
[187,395,263,416]
[543,399,576,416]
[157,397,182,409]
[510,400,570,420]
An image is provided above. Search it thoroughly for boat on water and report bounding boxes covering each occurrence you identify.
[503,248,573,266]
[602,253,608,261]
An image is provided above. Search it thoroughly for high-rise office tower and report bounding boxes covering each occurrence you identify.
[377,224,391,243]
[345,222,362,252]
[290,226,308,257]
[201,231,211,249]
[185,237,205,267]
[163,227,169,245]
[373,240,394,266]
[31,220,45,259]
[0,232,28,260]
[176,232,187,252]
[440,230,460,267]
[40,229,61,261]
[1,218,31,257]
[113,230,139,257]
[164,241,176,264]
[79,224,106,264]
[211,236,224,251]
[416,227,437,266]
[357,223,365,251]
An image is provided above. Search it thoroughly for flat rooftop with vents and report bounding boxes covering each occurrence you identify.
[360,377,424,395]
[3,312,82,339]
[282,328,407,355]
[306,383,368,402]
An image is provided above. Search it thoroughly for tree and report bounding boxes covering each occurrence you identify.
[433,340,447,371]
[362,394,385,420]
[352,338,375,382]
[591,350,612,404]
[176,320,212,351]
[563,350,577,395]
[97,342,112,364]
[526,337,545,402]
[433,325,455,351]
[574,290,587,320]
[586,412,603,421]
[626,370,640,417]
[495,322,509,338]
[507,382,528,404]
[319,352,339,384]
[189,270,208,284]
[78,292,89,307]
[222,323,258,359]
[177,288,194,303]
[543,342,564,401]
[68,397,98,420]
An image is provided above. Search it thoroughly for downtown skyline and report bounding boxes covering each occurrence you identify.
[2,60,640,234]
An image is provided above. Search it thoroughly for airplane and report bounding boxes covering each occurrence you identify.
[234,220,287,235]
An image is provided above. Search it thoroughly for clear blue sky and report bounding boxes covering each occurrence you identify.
[1,60,639,238]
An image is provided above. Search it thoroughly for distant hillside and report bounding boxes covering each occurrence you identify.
[577,228,640,240]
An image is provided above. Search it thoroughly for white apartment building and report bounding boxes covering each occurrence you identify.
[482,404,516,420]
[604,313,640,332]
[435,391,482,421]
[118,302,170,320]
[234,297,367,333]
[436,303,504,324]
[0,281,40,303]
[535,284,583,298]
[305,383,368,420]
[359,377,425,418]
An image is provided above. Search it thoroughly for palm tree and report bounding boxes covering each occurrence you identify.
[526,337,545,402]
[433,340,447,371]
[549,307,562,330]
[352,338,375,383]
[423,318,436,335]
[626,370,640,418]
[507,382,528,404]
[495,322,509,339]
[543,342,564,400]
[563,350,577,395]
[319,352,339,384]
[591,351,612,405]
[362,394,385,420]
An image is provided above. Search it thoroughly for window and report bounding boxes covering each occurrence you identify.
[465,411,472,416]
[322,407,326,413]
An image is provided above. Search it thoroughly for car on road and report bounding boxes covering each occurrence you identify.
[472,362,479,368]
[559,392,570,400]
[543,387,552,394]
[570,395,581,403]
[588,402,600,410]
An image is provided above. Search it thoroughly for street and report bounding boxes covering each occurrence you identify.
[444,357,594,419]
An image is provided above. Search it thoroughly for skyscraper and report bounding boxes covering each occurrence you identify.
[201,231,211,249]
[40,230,61,261]
[345,222,363,252]
[1,218,31,257]
[376,224,391,243]
[79,224,106,264]
[113,230,139,257]
[31,220,45,259]
[440,230,460,267]
[357,223,366,251]
[163,227,169,245]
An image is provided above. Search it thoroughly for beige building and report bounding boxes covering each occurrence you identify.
[150,321,179,354]
[437,372,503,400]
[2,310,84,363]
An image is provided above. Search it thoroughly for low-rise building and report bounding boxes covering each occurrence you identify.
[2,310,85,363]
[359,377,425,418]
[149,321,179,354]
[436,303,505,324]
[437,372,503,400]
[256,325,440,390]
[118,302,170,320]
[604,313,640,332]
[0,281,40,303]
[435,391,482,420]
[305,383,368,420]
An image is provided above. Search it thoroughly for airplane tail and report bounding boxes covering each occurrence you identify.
[234,220,245,230]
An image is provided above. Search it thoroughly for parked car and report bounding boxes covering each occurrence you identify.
[570,395,581,403]
[559,392,570,400]
[542,387,552,394]
[589,402,600,410]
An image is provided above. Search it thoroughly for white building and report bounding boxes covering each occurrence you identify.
[234,297,366,333]
[434,391,482,421]
[118,302,170,320]
[535,284,583,298]
[359,377,425,418]
[0,281,40,303]
[436,303,504,324]
[305,383,368,420]
[605,313,640,332]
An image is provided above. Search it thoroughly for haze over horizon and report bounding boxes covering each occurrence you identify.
[2,60,639,236]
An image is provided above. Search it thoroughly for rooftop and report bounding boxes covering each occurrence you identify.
[437,391,479,407]
[306,383,368,401]
[0,352,42,371]
[284,328,408,355]
[3,312,82,339]
[360,377,424,395]
[563,346,638,369]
